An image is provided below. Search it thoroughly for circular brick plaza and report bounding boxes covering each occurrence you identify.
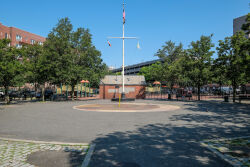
[73,103,180,112]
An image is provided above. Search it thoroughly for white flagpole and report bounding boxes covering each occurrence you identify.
[122,3,125,97]
[107,1,139,99]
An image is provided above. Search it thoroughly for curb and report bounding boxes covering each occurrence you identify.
[81,144,96,167]
[200,136,250,167]
[0,137,89,146]
[201,142,241,167]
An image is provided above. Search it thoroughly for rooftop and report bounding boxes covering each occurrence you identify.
[100,75,146,85]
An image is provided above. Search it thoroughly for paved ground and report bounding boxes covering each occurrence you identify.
[0,99,249,167]
[0,139,88,167]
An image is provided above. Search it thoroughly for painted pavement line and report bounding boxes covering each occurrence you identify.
[81,144,96,167]
[0,137,88,146]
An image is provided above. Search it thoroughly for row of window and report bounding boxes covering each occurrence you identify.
[1,32,43,45]
[16,35,43,45]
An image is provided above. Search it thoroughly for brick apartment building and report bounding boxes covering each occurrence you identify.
[0,22,46,47]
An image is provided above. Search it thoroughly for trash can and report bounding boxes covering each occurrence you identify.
[224,96,229,102]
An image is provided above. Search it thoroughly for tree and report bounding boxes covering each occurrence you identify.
[43,17,73,87]
[241,13,250,36]
[211,58,229,95]
[240,15,250,82]
[216,31,248,102]
[155,40,183,64]
[184,35,214,100]
[22,44,49,101]
[239,37,250,82]
[68,28,107,100]
[138,62,163,83]
[155,41,184,97]
[0,39,23,104]
[44,17,108,100]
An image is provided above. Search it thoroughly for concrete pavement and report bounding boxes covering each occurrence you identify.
[0,100,249,166]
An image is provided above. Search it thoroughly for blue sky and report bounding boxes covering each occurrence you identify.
[1,0,249,68]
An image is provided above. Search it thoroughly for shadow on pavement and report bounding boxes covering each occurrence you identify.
[89,101,250,167]
[27,150,85,167]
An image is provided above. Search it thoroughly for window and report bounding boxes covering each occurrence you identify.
[38,41,43,45]
[5,33,8,39]
[16,44,22,48]
[31,39,36,44]
[16,35,22,41]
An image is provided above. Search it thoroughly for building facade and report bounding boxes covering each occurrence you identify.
[233,15,249,38]
[0,22,46,47]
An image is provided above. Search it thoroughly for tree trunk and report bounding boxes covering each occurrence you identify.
[198,84,200,101]
[220,83,222,96]
[71,85,75,101]
[4,86,10,104]
[233,84,236,103]
[35,83,38,92]
[42,84,45,102]
[169,88,172,100]
[169,84,174,100]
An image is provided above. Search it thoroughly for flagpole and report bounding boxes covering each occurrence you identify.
[122,2,125,98]
[107,1,139,100]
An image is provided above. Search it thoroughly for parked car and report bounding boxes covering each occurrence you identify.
[21,90,37,99]
[0,91,4,98]
[9,91,20,99]
[36,90,54,100]
[30,91,36,97]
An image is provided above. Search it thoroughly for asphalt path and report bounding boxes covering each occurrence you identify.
[0,99,249,167]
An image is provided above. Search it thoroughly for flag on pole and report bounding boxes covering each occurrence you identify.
[123,8,125,24]
[107,40,111,47]
[137,41,140,49]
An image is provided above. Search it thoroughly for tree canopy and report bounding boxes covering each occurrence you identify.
[0,39,23,103]
[216,31,249,101]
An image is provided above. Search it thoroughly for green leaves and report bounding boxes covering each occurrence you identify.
[0,39,23,87]
[140,35,214,100]
[241,13,250,36]
[0,39,23,103]
[185,35,214,86]
[44,17,108,91]
[22,44,47,85]
[0,17,108,102]
[139,62,163,82]
[216,31,249,101]
[155,40,183,64]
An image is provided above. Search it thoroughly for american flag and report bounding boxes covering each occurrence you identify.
[123,8,125,24]
[107,40,111,47]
